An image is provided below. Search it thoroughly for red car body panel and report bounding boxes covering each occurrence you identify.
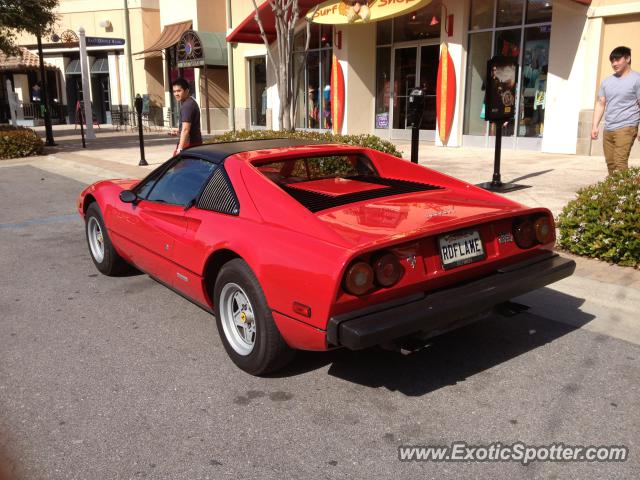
[78,143,573,352]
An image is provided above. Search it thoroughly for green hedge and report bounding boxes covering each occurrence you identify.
[209,129,403,158]
[557,167,639,267]
[0,126,44,160]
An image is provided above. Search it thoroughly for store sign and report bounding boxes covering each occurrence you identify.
[86,37,125,47]
[177,31,204,68]
[178,58,205,67]
[308,0,433,24]
[375,112,389,129]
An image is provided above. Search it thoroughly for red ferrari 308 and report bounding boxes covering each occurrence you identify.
[78,139,575,375]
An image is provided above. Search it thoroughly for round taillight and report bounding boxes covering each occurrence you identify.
[373,253,404,287]
[343,261,374,296]
[534,216,553,244]
[513,218,536,249]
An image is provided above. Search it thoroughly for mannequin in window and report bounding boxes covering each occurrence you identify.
[308,87,318,128]
[533,65,547,137]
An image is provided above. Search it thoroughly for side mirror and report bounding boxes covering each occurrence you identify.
[119,190,138,204]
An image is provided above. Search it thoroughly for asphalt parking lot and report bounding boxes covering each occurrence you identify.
[1,164,639,479]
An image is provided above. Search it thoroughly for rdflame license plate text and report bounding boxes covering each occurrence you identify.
[439,230,485,269]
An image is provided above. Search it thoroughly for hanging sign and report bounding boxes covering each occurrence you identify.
[308,0,433,25]
[86,37,125,47]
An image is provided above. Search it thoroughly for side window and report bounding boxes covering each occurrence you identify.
[136,168,164,199]
[146,158,217,206]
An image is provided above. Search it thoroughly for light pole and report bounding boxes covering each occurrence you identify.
[36,31,56,146]
[78,27,96,140]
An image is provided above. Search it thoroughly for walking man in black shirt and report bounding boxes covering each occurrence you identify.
[170,78,202,156]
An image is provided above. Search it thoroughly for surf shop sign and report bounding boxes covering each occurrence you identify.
[308,0,433,24]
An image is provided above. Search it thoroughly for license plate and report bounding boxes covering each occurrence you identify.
[439,229,485,269]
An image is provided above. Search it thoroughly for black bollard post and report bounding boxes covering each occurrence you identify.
[79,107,86,149]
[491,122,503,186]
[411,125,419,164]
[407,88,425,164]
[135,94,148,166]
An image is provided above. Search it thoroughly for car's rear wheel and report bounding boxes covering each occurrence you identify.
[214,259,294,375]
[85,203,129,276]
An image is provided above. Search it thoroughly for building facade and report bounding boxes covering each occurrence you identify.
[7,0,164,125]
[3,0,229,132]
[227,0,640,157]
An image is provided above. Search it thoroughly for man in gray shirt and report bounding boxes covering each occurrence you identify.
[170,77,202,156]
[591,46,640,175]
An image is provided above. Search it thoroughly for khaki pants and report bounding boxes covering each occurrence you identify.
[603,126,638,175]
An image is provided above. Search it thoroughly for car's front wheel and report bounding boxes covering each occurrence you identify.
[85,203,129,276]
[214,259,294,375]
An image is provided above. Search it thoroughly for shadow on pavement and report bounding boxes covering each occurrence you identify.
[276,288,594,395]
[507,169,555,183]
[37,126,177,161]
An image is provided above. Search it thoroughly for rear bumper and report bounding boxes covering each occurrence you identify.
[326,252,576,350]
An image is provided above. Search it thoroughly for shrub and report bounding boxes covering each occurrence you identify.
[209,129,403,158]
[557,167,639,267]
[0,125,44,160]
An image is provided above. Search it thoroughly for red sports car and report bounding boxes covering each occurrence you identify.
[78,139,575,375]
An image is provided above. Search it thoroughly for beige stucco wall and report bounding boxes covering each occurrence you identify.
[229,0,258,29]
[336,22,376,135]
[597,13,640,88]
[159,0,196,28]
[540,0,591,154]
[196,0,227,32]
[128,7,163,104]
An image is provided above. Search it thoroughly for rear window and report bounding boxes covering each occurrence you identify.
[256,154,378,184]
[255,153,443,213]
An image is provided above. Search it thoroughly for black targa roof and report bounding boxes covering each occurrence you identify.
[183,138,325,164]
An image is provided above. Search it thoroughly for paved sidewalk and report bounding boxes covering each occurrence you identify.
[2,124,638,345]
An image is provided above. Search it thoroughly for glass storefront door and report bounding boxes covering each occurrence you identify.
[390,43,439,140]
[392,46,417,132]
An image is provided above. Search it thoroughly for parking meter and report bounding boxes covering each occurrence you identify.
[134,94,143,116]
[406,88,425,128]
[407,88,425,163]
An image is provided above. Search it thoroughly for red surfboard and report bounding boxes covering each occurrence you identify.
[331,54,345,134]
[436,43,456,145]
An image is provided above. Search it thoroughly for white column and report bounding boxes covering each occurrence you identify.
[435,0,469,147]
[78,27,96,139]
[6,79,18,125]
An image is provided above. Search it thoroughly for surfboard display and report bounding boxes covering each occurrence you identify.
[331,54,345,134]
[436,43,456,145]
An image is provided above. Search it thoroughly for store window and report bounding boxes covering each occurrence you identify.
[374,1,442,132]
[294,23,333,129]
[393,2,441,43]
[463,0,552,139]
[248,57,267,127]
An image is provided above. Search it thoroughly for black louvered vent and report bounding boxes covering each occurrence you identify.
[198,168,240,215]
[280,175,443,213]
